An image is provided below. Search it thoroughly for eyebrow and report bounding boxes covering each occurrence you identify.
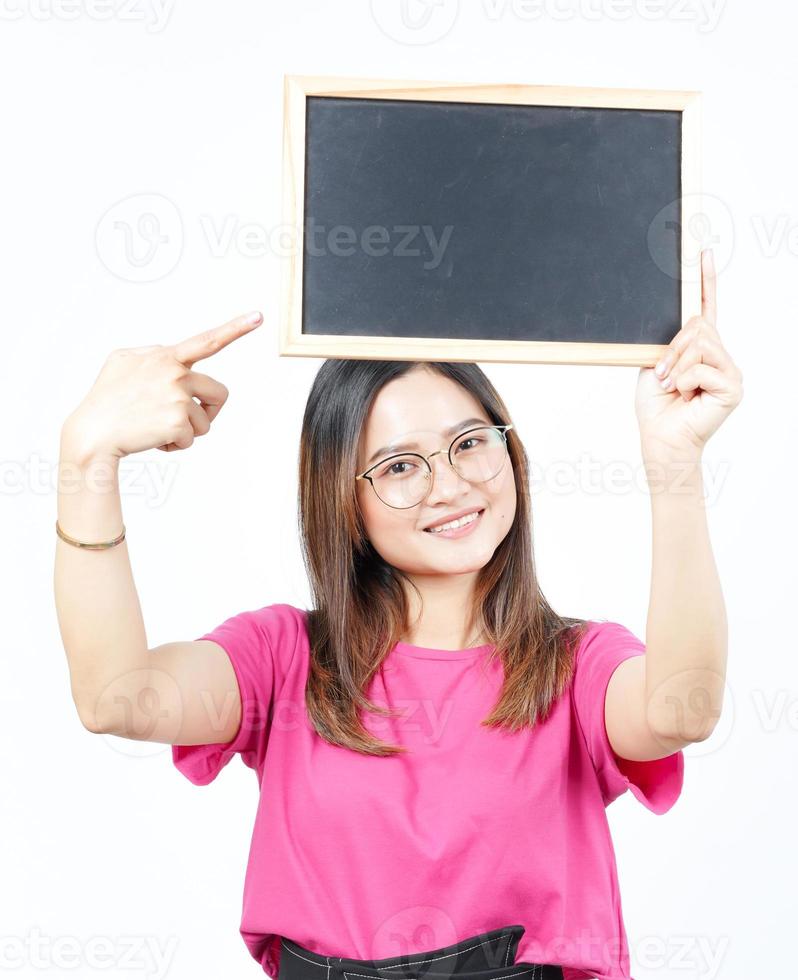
[364,417,492,467]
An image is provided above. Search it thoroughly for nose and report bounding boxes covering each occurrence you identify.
[423,450,470,504]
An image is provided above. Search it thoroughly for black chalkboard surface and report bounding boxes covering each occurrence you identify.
[280,77,702,365]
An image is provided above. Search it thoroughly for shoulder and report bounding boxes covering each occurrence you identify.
[568,619,646,708]
[246,602,309,663]
[198,602,309,679]
[573,619,644,668]
[248,602,309,634]
[568,619,684,813]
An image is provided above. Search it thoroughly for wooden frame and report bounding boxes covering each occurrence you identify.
[280,74,702,366]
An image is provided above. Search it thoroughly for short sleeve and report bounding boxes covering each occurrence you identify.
[171,607,276,786]
[571,620,684,814]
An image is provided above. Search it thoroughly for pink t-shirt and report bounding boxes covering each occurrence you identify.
[172,604,683,980]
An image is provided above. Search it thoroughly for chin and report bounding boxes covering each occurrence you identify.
[420,542,497,575]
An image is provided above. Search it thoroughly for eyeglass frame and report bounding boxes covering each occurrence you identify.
[355,423,515,510]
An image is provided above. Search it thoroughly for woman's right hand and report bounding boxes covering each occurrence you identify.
[62,310,263,460]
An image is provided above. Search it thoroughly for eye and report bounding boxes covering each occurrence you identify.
[376,457,418,479]
[454,436,482,454]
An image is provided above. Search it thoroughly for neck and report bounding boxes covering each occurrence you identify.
[401,571,486,649]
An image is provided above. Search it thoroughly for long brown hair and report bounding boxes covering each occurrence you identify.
[298,359,590,755]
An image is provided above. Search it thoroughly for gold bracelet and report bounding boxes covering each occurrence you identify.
[55,519,126,550]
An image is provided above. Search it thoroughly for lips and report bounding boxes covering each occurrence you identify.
[422,507,485,532]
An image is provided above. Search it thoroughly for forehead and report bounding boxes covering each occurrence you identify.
[360,368,487,452]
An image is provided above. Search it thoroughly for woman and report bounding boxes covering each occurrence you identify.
[55,249,742,980]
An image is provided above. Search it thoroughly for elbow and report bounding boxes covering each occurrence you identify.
[682,718,719,743]
[651,716,718,747]
[78,707,108,735]
[646,679,725,747]
[75,694,112,735]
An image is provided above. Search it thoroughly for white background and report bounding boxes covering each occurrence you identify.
[1,1,795,978]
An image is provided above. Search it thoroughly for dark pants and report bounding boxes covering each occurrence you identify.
[278,924,564,980]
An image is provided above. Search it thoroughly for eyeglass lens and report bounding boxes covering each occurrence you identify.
[369,427,509,508]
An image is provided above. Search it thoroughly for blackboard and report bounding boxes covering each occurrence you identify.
[280,77,702,366]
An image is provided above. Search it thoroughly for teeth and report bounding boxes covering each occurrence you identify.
[426,510,481,533]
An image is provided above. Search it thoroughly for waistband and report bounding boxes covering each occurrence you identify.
[279,925,564,980]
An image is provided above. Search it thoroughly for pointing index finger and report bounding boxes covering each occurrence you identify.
[171,311,262,367]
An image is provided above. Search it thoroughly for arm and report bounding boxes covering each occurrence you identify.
[54,310,262,742]
[605,460,726,761]
[55,420,242,744]
[605,248,742,762]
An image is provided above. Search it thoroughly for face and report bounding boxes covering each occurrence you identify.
[355,366,517,577]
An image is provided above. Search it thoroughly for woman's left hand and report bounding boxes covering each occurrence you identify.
[635,248,744,460]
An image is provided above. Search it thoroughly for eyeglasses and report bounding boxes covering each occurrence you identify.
[356,424,514,509]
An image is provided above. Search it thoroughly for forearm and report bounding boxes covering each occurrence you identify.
[642,453,728,741]
[55,417,148,730]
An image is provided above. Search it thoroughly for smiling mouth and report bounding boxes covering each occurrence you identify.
[423,508,485,534]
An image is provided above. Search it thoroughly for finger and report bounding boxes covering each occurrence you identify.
[701,249,717,329]
[156,400,211,453]
[659,345,701,401]
[664,334,734,384]
[670,363,734,403]
[171,310,262,368]
[185,397,212,438]
[654,318,700,378]
[660,332,737,402]
[185,371,229,424]
[655,312,724,380]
